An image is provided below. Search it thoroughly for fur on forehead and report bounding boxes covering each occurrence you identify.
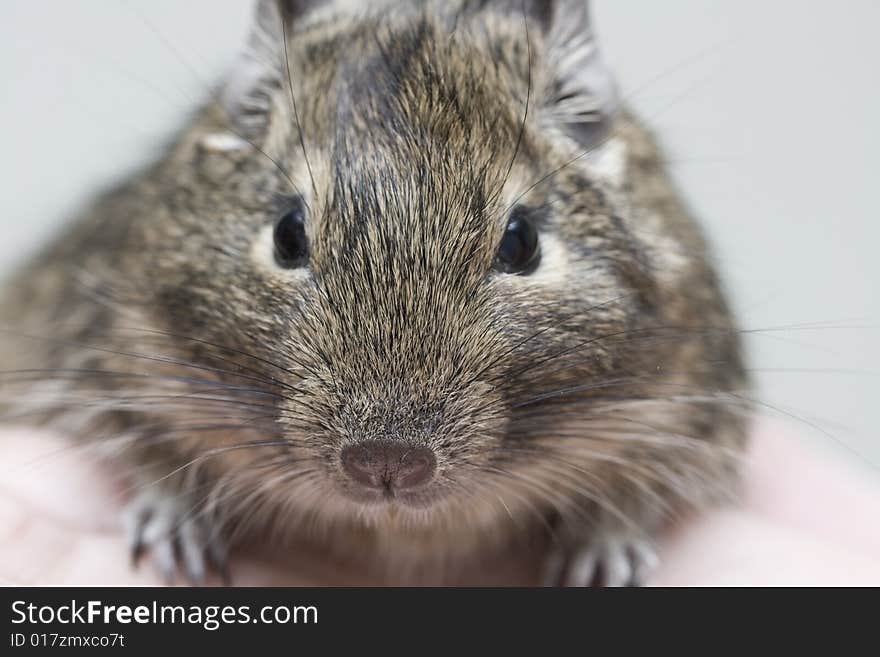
[221,0,618,149]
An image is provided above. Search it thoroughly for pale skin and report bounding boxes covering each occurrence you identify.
[1,421,878,586]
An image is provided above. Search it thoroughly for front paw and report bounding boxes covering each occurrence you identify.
[543,533,658,587]
[122,487,229,586]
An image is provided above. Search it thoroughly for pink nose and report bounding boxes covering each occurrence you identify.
[340,441,436,491]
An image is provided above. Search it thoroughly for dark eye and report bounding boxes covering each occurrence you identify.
[273,197,309,268]
[493,206,540,275]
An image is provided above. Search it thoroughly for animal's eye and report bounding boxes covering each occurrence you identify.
[273,197,309,268]
[493,206,540,275]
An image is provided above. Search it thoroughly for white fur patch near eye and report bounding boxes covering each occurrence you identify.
[529,233,570,286]
[585,137,627,188]
[199,132,250,154]
[250,223,310,282]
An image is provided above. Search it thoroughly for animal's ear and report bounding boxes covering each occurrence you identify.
[528,0,619,147]
[221,0,324,136]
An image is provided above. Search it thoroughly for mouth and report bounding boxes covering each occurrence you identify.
[337,477,446,510]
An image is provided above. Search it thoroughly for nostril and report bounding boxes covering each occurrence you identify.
[340,444,379,488]
[340,441,436,491]
[396,448,435,489]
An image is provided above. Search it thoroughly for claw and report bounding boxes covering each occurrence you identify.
[208,539,232,586]
[124,505,150,567]
[130,539,146,568]
[122,489,228,586]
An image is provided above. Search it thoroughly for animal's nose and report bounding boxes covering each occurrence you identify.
[340,440,436,491]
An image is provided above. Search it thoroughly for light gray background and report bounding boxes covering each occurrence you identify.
[0,1,877,467]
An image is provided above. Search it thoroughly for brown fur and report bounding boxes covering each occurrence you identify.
[0,0,747,584]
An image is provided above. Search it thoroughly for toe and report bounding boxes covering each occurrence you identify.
[602,541,633,587]
[551,534,658,587]
[120,489,227,586]
[541,550,567,587]
[566,547,600,587]
[178,519,206,585]
[153,536,178,584]
[628,541,659,586]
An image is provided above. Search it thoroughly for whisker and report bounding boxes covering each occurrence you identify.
[0,328,297,394]
[495,3,532,203]
[118,0,303,195]
[117,326,308,381]
[279,5,318,200]
[121,439,297,498]
[0,367,284,398]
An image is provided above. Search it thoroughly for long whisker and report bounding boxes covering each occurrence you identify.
[0,367,283,398]
[120,439,298,497]
[117,327,307,380]
[118,0,302,195]
[0,327,300,394]
[502,40,736,213]
[494,2,532,203]
[279,6,318,200]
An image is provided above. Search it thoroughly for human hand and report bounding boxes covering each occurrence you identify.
[1,423,877,586]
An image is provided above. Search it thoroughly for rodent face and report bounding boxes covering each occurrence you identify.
[122,1,744,543]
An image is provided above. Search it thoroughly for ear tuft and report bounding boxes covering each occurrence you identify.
[221,0,324,137]
[535,0,619,147]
